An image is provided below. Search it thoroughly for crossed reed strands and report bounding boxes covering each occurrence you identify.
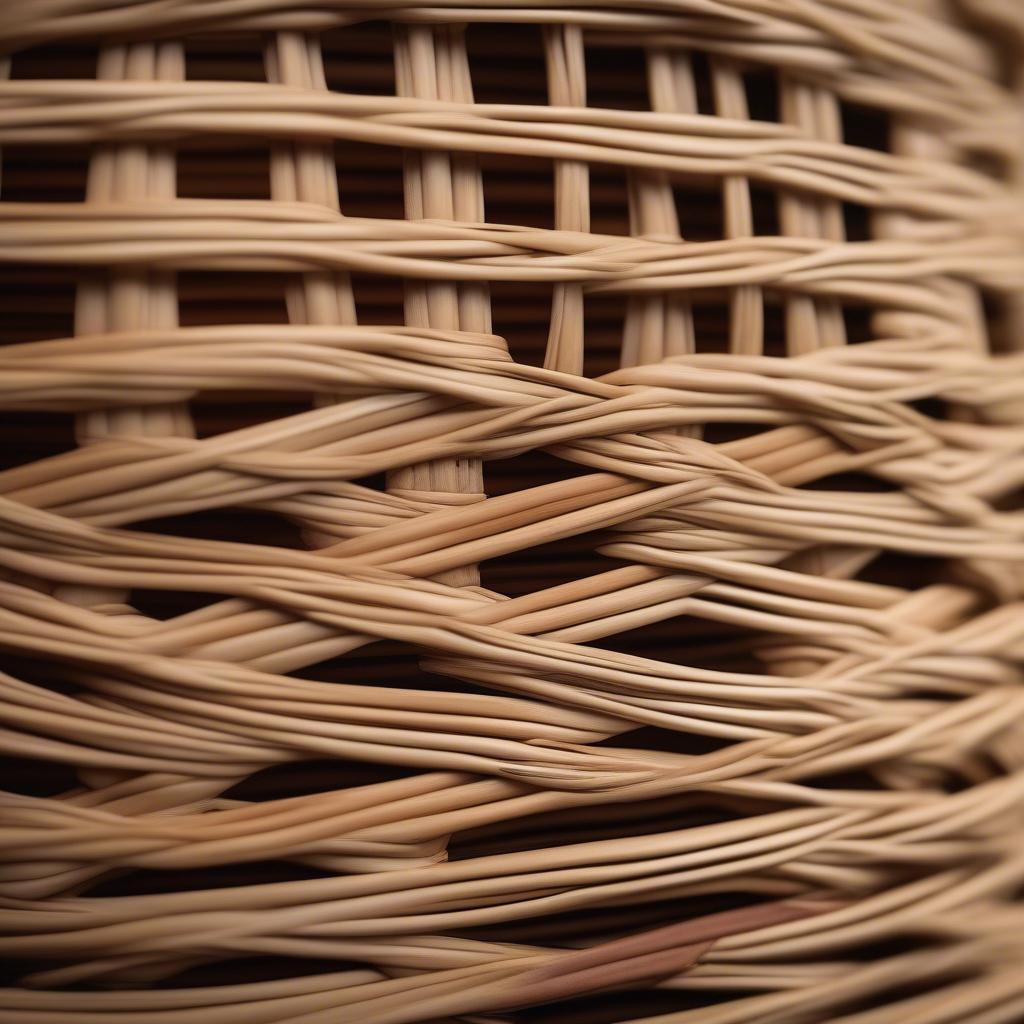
[0,0,1023,1021]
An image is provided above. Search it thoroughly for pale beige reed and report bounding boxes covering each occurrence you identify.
[0,0,1023,1022]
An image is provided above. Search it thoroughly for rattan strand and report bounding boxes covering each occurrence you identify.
[0,1,1023,1022]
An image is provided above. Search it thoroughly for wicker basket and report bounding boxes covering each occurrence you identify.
[1,1,1023,1021]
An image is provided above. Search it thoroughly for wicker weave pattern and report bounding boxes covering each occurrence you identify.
[0,1,1023,1021]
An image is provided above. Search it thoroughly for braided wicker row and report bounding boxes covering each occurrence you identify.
[1,1,1023,1021]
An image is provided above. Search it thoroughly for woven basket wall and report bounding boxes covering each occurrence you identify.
[1,1,1023,1022]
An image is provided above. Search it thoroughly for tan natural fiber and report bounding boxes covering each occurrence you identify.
[0,1,1023,1021]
